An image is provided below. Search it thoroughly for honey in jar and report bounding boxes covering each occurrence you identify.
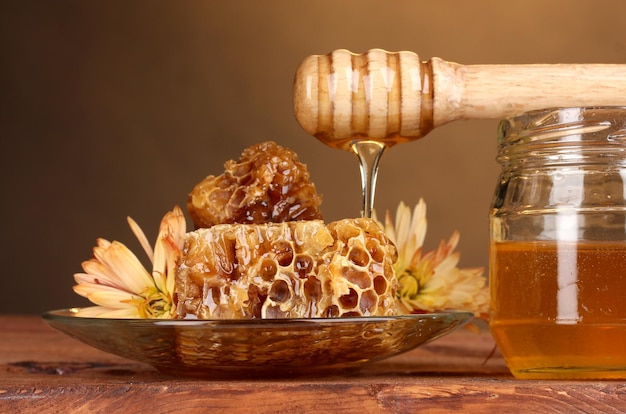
[489,107,626,379]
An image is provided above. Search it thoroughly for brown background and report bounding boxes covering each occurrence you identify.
[2,0,626,314]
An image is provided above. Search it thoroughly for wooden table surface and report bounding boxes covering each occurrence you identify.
[1,315,625,413]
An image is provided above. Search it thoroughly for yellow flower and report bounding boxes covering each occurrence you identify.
[376,200,489,317]
[73,206,186,318]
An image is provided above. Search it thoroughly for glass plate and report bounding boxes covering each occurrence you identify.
[42,308,473,378]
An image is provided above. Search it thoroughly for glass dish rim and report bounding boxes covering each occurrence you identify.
[42,307,474,326]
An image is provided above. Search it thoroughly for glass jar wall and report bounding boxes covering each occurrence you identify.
[489,107,626,379]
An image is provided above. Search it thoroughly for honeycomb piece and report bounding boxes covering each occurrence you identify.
[175,218,399,319]
[187,141,323,228]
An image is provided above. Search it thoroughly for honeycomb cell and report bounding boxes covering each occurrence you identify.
[343,267,371,290]
[359,289,378,314]
[260,258,277,281]
[295,254,313,278]
[366,239,385,263]
[339,288,359,309]
[348,246,370,267]
[373,275,388,295]
[269,279,292,303]
[303,276,322,300]
[272,241,294,266]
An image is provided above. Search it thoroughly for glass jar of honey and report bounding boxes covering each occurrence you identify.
[489,106,626,379]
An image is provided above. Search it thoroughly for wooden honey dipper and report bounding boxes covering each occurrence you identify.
[294,48,626,146]
[293,49,626,217]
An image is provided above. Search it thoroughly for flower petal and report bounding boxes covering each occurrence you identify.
[74,306,141,319]
[127,216,154,263]
[76,259,129,291]
[152,206,186,294]
[72,206,186,319]
[74,283,139,308]
[97,241,155,295]
[381,200,490,317]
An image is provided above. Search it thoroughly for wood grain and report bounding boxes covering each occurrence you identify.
[1,316,625,413]
[294,49,626,144]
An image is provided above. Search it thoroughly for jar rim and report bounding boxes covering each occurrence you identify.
[497,106,626,167]
[499,106,626,142]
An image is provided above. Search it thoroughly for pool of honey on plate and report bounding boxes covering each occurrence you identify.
[489,240,626,379]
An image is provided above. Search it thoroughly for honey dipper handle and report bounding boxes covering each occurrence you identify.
[434,59,626,125]
[293,49,626,145]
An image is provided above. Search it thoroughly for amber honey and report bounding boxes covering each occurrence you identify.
[490,240,626,379]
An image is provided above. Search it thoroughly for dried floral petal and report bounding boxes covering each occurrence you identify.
[376,200,489,317]
[72,206,186,318]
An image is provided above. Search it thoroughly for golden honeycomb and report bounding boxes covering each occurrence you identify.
[175,218,399,319]
[187,141,323,228]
